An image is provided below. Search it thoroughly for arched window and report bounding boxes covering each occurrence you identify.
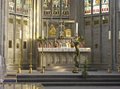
[84,0,109,15]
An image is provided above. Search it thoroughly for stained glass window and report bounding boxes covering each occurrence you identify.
[84,0,91,15]
[84,0,109,15]
[9,0,15,12]
[93,0,100,14]
[16,0,22,13]
[101,0,109,13]
[23,0,32,15]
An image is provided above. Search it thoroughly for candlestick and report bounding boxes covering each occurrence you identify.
[76,22,78,36]
[17,30,22,73]
[29,38,33,73]
[42,30,44,39]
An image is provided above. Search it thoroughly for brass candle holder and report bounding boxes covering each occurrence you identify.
[41,66,45,73]
[117,65,120,73]
[29,39,33,73]
[17,51,21,73]
[29,64,32,73]
[41,39,45,73]
[107,64,112,73]
[17,62,21,73]
[17,30,22,73]
[17,50,22,73]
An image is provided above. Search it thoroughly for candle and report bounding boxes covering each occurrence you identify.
[108,30,111,40]
[42,30,44,39]
[76,22,78,36]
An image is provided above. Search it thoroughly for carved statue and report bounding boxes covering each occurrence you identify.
[72,40,80,73]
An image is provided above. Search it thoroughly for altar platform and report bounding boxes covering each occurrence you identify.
[4,70,120,87]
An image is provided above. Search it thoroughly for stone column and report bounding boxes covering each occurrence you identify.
[0,0,7,76]
[0,0,7,73]
[0,0,7,57]
[0,0,2,55]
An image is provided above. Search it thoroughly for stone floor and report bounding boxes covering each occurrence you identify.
[1,84,120,89]
[45,86,120,89]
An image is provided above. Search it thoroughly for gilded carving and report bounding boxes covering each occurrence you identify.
[64,28,71,37]
[48,24,56,37]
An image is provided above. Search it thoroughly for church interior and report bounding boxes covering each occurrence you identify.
[0,0,120,89]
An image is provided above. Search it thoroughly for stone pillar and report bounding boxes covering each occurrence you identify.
[111,0,117,69]
[0,0,2,55]
[0,0,6,57]
[0,0,7,73]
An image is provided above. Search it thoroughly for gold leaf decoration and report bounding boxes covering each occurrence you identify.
[48,24,56,37]
[64,28,71,37]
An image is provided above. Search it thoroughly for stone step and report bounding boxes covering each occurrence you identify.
[5,71,120,86]
[4,74,17,82]
[15,74,120,86]
[17,75,120,78]
[39,82,120,86]
[17,78,120,82]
